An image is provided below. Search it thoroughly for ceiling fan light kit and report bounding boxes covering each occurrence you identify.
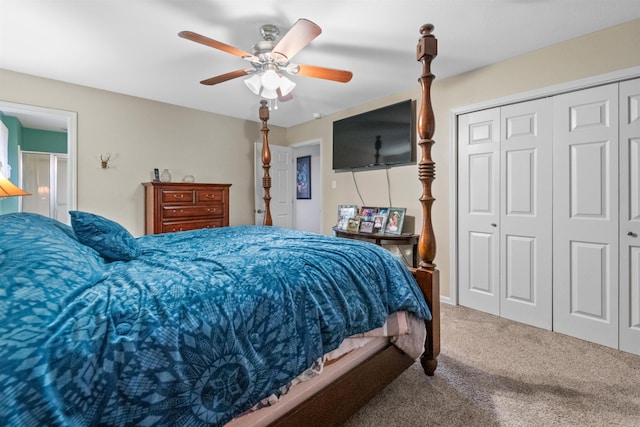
[243,70,296,100]
[179,18,352,103]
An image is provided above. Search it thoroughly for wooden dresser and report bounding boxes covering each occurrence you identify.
[143,182,231,234]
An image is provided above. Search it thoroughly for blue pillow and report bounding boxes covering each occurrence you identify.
[70,211,141,261]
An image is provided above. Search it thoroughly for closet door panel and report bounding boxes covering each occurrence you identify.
[458,108,501,315]
[553,83,619,348]
[620,78,640,355]
[500,99,553,329]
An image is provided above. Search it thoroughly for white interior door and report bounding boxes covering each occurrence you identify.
[254,142,293,228]
[553,83,619,348]
[499,99,553,329]
[458,108,501,315]
[619,78,640,355]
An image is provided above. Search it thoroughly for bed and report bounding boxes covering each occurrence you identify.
[0,24,439,427]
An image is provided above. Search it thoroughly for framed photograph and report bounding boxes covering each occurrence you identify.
[296,155,311,199]
[360,206,377,220]
[384,207,406,235]
[372,214,387,234]
[346,217,361,233]
[338,204,358,220]
[359,220,375,234]
[337,204,357,230]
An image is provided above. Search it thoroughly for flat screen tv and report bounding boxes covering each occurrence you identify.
[332,99,416,172]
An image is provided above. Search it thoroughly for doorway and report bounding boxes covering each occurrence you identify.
[0,101,77,223]
[292,139,322,234]
[253,139,323,233]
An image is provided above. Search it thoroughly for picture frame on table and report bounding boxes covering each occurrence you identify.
[337,205,358,224]
[346,217,361,233]
[372,214,387,234]
[359,220,375,234]
[360,206,377,220]
[384,207,406,235]
[296,156,311,199]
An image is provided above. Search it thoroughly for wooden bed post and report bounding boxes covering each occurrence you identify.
[415,23,440,376]
[259,99,273,226]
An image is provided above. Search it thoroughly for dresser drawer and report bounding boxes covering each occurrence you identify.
[161,218,224,233]
[162,190,194,204]
[162,204,224,219]
[196,190,225,203]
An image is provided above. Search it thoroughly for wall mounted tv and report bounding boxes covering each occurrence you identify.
[332,99,416,172]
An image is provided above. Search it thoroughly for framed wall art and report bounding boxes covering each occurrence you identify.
[296,155,311,199]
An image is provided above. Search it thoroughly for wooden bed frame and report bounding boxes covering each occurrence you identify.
[256,24,440,427]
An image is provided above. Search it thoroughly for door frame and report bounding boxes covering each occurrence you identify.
[0,101,77,223]
[449,65,640,306]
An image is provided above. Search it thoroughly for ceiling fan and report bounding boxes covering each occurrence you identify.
[178,19,353,101]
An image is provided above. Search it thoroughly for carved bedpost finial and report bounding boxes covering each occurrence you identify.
[420,23,434,36]
[259,100,273,226]
[416,24,437,270]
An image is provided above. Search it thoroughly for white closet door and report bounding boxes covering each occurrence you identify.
[458,108,501,315]
[619,78,640,355]
[553,83,619,348]
[500,99,553,329]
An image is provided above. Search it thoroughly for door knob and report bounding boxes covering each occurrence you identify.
[256,209,264,214]
[628,231,637,237]
[491,223,497,227]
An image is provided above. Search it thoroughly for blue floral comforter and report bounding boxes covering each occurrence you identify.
[0,213,429,426]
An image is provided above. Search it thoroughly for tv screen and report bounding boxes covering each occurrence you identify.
[332,100,415,172]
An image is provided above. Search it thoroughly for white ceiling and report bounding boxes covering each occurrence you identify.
[1,0,640,129]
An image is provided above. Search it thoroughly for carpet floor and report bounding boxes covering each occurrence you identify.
[343,304,640,426]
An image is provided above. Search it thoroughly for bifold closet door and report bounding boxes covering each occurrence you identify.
[499,100,552,330]
[458,100,552,329]
[619,78,640,355]
[458,108,501,316]
[553,83,619,349]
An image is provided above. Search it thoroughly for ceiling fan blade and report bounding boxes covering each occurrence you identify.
[277,88,293,102]
[200,69,253,86]
[272,19,321,62]
[294,64,353,83]
[179,31,257,61]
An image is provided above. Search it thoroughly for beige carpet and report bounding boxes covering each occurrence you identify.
[343,304,640,426]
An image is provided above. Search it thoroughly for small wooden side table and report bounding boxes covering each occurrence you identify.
[332,227,420,268]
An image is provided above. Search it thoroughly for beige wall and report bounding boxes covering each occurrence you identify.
[0,70,287,235]
[286,18,640,299]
